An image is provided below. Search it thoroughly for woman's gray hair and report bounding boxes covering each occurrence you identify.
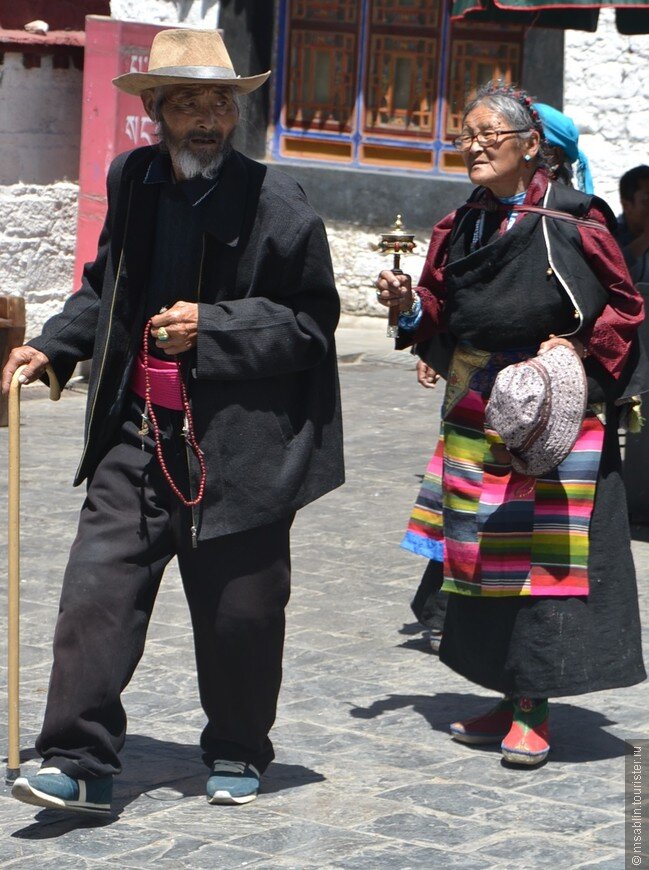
[462,81,552,169]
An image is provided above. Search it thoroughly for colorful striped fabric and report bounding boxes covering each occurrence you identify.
[402,386,604,598]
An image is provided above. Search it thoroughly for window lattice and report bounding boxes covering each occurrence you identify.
[292,0,358,24]
[370,0,440,28]
[280,0,524,170]
[365,35,436,133]
[286,29,357,131]
[447,40,521,135]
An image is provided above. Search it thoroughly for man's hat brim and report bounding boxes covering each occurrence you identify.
[113,68,271,96]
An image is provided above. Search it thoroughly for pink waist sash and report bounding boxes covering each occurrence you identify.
[129,350,184,411]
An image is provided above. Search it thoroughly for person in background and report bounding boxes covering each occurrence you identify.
[377,81,646,767]
[618,165,649,285]
[532,102,594,194]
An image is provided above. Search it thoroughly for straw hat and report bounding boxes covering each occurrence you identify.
[485,345,587,477]
[113,29,271,96]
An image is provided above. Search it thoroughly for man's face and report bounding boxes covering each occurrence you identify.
[622,179,649,237]
[142,84,239,180]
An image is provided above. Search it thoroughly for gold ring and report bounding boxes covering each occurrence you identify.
[157,327,169,342]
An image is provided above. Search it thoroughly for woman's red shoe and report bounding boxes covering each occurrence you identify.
[450,697,514,745]
[501,698,550,765]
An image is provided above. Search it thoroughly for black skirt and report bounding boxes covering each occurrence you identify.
[438,422,646,698]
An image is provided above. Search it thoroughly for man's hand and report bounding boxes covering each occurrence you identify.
[375,270,416,311]
[150,301,198,355]
[1,346,50,396]
[416,360,440,389]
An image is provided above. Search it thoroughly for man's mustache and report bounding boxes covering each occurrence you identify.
[180,129,225,146]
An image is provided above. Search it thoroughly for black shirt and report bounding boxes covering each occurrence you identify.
[143,154,219,356]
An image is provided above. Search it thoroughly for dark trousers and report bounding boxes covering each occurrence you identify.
[36,395,292,780]
[410,560,448,632]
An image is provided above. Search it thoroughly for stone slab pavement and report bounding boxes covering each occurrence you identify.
[0,318,647,868]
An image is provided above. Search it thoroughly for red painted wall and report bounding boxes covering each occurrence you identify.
[74,16,172,290]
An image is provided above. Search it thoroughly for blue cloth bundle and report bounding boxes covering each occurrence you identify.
[533,102,594,194]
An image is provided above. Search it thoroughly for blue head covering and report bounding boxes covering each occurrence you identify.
[533,102,594,195]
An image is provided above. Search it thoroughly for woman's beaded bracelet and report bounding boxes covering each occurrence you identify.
[401,291,420,316]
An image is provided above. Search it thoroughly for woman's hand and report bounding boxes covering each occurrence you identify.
[376,270,415,311]
[417,360,440,389]
[538,334,585,359]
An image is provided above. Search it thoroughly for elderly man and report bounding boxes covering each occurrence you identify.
[2,28,343,813]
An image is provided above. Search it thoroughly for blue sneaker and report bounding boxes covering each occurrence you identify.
[206,760,260,805]
[12,767,112,814]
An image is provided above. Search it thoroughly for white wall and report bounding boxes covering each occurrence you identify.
[0,184,79,336]
[0,52,82,337]
[109,0,219,27]
[0,53,82,185]
[564,9,649,212]
[327,223,429,320]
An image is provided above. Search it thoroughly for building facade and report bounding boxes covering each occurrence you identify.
[222,0,562,229]
[1,0,646,334]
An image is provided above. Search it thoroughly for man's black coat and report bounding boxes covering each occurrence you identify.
[30,146,344,539]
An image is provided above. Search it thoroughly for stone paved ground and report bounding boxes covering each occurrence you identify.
[0,319,647,868]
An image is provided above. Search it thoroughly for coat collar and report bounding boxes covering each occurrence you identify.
[201,149,248,245]
[143,152,220,207]
[121,145,248,246]
[472,168,550,210]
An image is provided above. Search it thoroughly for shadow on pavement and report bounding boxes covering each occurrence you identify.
[398,635,435,654]
[348,692,630,764]
[3,747,41,765]
[11,812,114,839]
[397,620,427,637]
[10,734,324,839]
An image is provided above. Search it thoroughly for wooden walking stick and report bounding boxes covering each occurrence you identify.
[6,363,61,784]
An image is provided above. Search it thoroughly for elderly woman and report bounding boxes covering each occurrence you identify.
[411,101,595,657]
[377,82,646,766]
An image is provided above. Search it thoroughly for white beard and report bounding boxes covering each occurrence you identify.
[156,119,233,180]
[172,146,226,180]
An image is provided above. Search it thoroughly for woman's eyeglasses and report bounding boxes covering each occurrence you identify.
[453,128,530,152]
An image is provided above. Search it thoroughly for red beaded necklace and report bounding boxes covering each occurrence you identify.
[141,319,206,508]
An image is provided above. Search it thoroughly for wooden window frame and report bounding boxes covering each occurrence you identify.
[273,0,525,175]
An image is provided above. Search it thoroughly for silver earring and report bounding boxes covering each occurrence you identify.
[524,154,532,163]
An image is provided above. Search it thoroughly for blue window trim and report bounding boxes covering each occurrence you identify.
[272,0,464,178]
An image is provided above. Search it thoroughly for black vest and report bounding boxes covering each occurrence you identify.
[415,183,649,403]
[443,182,611,351]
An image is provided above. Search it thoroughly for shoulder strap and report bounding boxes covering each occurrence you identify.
[465,201,608,233]
[512,204,607,232]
